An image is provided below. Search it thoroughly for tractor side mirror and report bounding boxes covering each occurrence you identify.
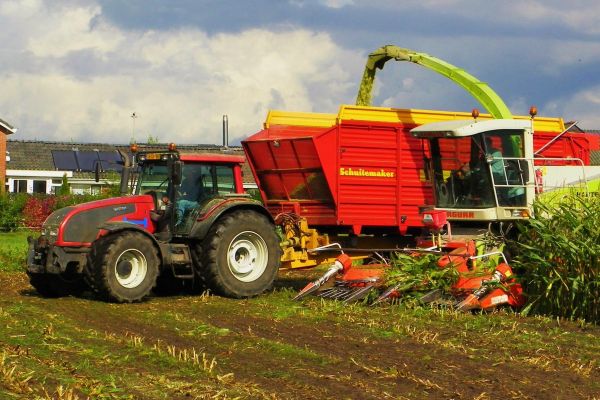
[171,161,183,186]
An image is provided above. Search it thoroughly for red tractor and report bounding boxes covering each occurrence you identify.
[27,146,281,302]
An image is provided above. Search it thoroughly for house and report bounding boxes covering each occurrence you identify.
[0,118,17,194]
[5,140,255,195]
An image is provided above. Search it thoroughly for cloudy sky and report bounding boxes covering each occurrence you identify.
[1,0,600,145]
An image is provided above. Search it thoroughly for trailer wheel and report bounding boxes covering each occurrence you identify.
[203,210,280,298]
[27,272,85,298]
[89,231,159,303]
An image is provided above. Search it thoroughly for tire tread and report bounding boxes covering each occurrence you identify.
[202,210,280,298]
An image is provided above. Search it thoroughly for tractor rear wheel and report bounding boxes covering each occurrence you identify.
[88,231,159,303]
[202,210,280,298]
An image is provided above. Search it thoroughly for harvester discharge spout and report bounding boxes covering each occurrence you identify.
[355,45,513,120]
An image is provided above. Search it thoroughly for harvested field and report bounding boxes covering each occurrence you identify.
[1,269,599,399]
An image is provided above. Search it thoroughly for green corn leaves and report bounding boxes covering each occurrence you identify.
[513,193,600,323]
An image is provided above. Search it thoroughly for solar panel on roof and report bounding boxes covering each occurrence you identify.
[75,151,101,172]
[52,150,79,170]
[98,151,124,172]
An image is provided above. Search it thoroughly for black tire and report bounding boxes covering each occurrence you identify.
[202,210,280,298]
[88,231,159,303]
[27,272,85,298]
[190,241,208,291]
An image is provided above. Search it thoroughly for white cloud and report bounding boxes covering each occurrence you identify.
[0,1,363,144]
[2,0,599,146]
[352,0,600,36]
[320,0,355,8]
[511,0,600,36]
[290,0,354,8]
[547,85,600,128]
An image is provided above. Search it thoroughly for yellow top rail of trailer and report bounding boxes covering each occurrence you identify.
[264,105,565,133]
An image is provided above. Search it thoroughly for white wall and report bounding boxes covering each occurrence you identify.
[6,169,71,194]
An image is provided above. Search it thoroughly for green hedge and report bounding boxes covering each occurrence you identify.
[0,193,28,231]
[513,193,600,323]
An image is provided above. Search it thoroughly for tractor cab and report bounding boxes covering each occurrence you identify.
[412,119,535,222]
[132,147,246,235]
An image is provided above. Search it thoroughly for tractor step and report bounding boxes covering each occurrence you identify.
[161,243,195,279]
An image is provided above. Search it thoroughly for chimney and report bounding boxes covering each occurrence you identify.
[222,115,229,149]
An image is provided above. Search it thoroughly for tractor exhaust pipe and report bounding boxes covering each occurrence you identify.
[222,115,229,149]
[117,149,132,196]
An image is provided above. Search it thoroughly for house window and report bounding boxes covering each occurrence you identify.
[15,180,28,193]
[71,184,89,195]
[32,180,47,194]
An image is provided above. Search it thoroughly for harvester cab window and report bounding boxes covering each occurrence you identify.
[430,129,528,209]
[483,131,527,207]
[432,136,495,209]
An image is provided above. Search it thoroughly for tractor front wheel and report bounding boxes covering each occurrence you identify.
[202,210,280,298]
[88,231,159,303]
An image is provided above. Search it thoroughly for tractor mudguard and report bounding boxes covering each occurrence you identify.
[188,199,274,241]
[98,221,160,248]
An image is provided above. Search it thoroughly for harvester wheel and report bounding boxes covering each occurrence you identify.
[203,210,280,298]
[27,272,85,298]
[89,231,159,303]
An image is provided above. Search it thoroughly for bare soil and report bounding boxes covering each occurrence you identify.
[1,271,599,400]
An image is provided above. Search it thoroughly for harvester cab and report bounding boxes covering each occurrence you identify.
[411,117,535,223]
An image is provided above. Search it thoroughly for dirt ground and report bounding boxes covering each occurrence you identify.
[1,271,599,400]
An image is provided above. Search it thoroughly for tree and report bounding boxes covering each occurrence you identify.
[146,134,160,144]
[59,173,70,195]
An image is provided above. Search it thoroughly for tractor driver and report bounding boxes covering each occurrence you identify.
[150,195,173,240]
[175,165,207,226]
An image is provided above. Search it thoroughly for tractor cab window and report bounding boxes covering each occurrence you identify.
[136,164,170,194]
[179,164,236,202]
[175,163,236,232]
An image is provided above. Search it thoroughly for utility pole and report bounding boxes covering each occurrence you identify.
[131,112,138,142]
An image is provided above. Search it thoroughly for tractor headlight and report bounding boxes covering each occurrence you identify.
[42,227,58,237]
[48,229,58,237]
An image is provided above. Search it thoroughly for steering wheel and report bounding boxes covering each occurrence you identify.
[436,181,450,205]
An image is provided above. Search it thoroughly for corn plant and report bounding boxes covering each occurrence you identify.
[381,252,459,301]
[513,193,600,323]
